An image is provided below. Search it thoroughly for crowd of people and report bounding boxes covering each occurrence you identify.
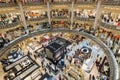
[74,9,96,19]
[101,12,120,27]
[0,11,48,27]
[51,9,96,19]
[25,10,47,20]
[1,8,119,31]
[0,13,21,26]
[0,1,120,30]
[51,9,70,18]
[51,20,70,28]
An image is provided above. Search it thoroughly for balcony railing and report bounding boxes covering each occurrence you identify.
[50,1,72,5]
[76,17,95,21]
[0,3,17,8]
[76,0,120,6]
[75,1,96,5]
[103,1,120,6]
[23,2,45,6]
[28,17,48,21]
[0,21,22,29]
[51,16,70,19]
[99,21,120,31]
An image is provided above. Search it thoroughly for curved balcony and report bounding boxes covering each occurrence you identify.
[0,17,112,30]
[0,16,119,33]
[0,28,118,80]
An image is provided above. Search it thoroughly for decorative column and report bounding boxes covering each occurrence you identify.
[93,0,103,30]
[70,0,74,30]
[0,30,5,38]
[17,0,28,34]
[47,1,51,28]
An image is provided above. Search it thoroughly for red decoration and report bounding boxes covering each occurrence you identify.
[114,34,120,39]
[0,34,2,37]
[117,22,120,26]
[61,21,64,24]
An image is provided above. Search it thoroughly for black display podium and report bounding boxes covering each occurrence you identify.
[44,37,71,74]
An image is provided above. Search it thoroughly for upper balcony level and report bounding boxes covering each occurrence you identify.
[0,8,120,31]
[0,0,120,8]
[0,0,120,32]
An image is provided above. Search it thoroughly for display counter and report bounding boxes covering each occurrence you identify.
[5,56,28,71]
[64,64,85,80]
[4,55,40,80]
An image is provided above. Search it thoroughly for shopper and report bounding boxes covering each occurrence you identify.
[92,75,95,80]
[89,74,92,80]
